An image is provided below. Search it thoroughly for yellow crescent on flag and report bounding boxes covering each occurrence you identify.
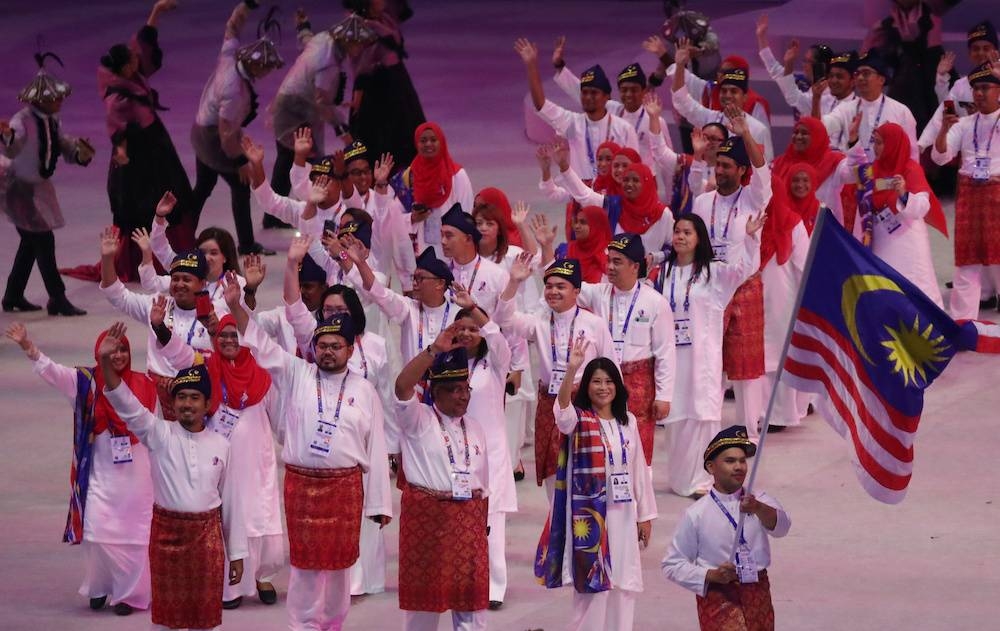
[840,274,904,364]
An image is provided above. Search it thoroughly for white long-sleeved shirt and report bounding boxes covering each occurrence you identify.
[665,63,772,131]
[104,382,248,560]
[930,107,1000,176]
[363,281,458,364]
[919,76,973,151]
[691,164,772,263]
[672,85,774,162]
[537,99,640,181]
[343,186,417,291]
[662,488,790,597]
[577,281,675,401]
[822,93,919,161]
[141,221,248,303]
[408,168,474,256]
[251,177,343,231]
[447,254,510,314]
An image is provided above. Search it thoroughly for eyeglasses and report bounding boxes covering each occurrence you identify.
[315,342,350,352]
[321,306,349,317]
[437,384,472,394]
[854,69,877,78]
[412,274,440,283]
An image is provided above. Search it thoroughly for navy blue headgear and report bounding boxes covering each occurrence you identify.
[580,64,612,94]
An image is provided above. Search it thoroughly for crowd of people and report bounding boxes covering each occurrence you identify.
[2,0,998,630]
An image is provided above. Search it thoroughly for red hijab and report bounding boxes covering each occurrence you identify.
[705,55,772,121]
[772,117,845,187]
[786,162,822,234]
[619,163,666,234]
[567,206,612,283]
[872,123,948,236]
[207,314,272,415]
[760,174,803,268]
[91,331,157,444]
[409,122,461,209]
[590,141,621,195]
[475,187,523,248]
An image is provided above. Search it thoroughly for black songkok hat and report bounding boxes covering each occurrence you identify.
[543,258,582,289]
[309,155,336,180]
[344,140,370,166]
[718,67,748,93]
[829,50,859,73]
[608,233,646,263]
[441,203,481,243]
[968,21,998,49]
[171,365,212,400]
[703,425,756,469]
[298,253,327,284]
[313,313,356,345]
[428,347,470,383]
[580,64,612,94]
[717,137,750,168]
[338,220,372,249]
[170,249,208,280]
[968,62,1000,87]
[617,62,646,88]
[416,247,454,285]
[855,50,888,77]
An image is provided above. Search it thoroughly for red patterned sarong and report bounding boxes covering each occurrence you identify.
[151,373,177,421]
[722,274,764,381]
[284,464,363,570]
[840,184,858,236]
[621,358,656,465]
[398,484,488,612]
[955,176,1000,266]
[696,570,774,631]
[149,505,224,629]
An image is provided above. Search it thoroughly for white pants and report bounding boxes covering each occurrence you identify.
[568,588,636,631]
[487,512,507,602]
[403,610,487,631]
[665,420,719,497]
[78,541,150,609]
[350,515,387,595]
[732,377,765,441]
[223,533,284,601]
[287,567,351,631]
[504,397,529,468]
[950,264,1000,321]
[763,372,802,428]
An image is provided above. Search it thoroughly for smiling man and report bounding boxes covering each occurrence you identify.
[662,425,791,631]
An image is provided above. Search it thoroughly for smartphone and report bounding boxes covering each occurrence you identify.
[811,60,829,83]
[411,203,428,214]
[195,291,214,318]
[943,100,956,116]
[323,219,339,236]
[874,177,896,192]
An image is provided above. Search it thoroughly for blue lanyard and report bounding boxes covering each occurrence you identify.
[433,407,470,472]
[668,264,696,313]
[709,188,743,241]
[450,255,482,292]
[316,371,349,425]
[859,95,886,152]
[633,107,645,133]
[710,490,747,545]
[595,415,627,468]
[973,112,1000,156]
[550,306,580,367]
[418,300,451,352]
[608,285,641,340]
[584,116,612,178]
[220,380,248,411]
[356,336,368,380]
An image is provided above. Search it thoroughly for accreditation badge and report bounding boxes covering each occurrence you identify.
[451,471,473,500]
[110,435,133,464]
[609,472,633,503]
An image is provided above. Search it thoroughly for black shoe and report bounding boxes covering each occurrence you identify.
[688,490,707,500]
[262,214,294,230]
[980,295,998,310]
[723,387,735,400]
[222,596,243,610]
[257,582,278,605]
[47,297,86,316]
[767,424,787,433]
[89,596,107,610]
[112,603,133,616]
[238,242,276,256]
[2,297,42,312]
[488,600,503,610]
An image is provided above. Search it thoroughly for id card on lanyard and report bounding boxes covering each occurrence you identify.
[434,408,472,500]
[709,189,742,263]
[91,378,133,464]
[213,381,249,440]
[418,300,451,354]
[710,490,759,583]
[597,417,631,503]
[309,372,349,456]
[972,112,1000,182]
[668,265,695,347]
[548,307,580,395]
[861,96,886,163]
[609,286,641,364]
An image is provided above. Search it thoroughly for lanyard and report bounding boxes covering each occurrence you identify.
[550,306,580,368]
[632,107,645,133]
[168,302,200,345]
[417,300,451,351]
[858,95,886,152]
[608,285,641,340]
[220,380,248,411]
[451,255,482,292]
[709,188,743,241]
[595,415,628,468]
[710,490,748,545]
[973,111,1000,156]
[433,407,470,472]
[584,115,613,178]
[668,264,696,313]
[316,371,349,425]
[356,335,369,380]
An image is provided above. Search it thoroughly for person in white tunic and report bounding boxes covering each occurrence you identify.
[100,328,248,631]
[515,38,639,182]
[662,426,791,629]
[223,271,392,631]
[440,203,510,313]
[149,299,283,610]
[6,322,155,617]
[658,212,765,497]
[535,341,656,631]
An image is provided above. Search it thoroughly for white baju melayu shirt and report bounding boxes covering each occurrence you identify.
[919,76,973,151]
[662,488,790,596]
[142,220,247,303]
[536,99,640,181]
[672,86,774,162]
[761,223,809,371]
[363,281,458,364]
[251,176,344,231]
[930,107,1000,176]
[447,254,510,314]
[343,186,417,291]
[691,164,772,264]
[822,93,919,161]
[408,168,474,258]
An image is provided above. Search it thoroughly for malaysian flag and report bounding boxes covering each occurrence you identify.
[780,210,983,504]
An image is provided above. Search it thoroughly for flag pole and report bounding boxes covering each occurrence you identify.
[728,208,830,562]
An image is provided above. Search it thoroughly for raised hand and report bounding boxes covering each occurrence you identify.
[98,322,128,359]
[511,201,530,226]
[643,92,663,118]
[554,137,571,171]
[746,209,768,236]
[150,294,168,328]
[75,138,96,165]
[510,250,534,282]
[552,35,566,68]
[450,282,475,309]
[332,150,346,177]
[155,0,179,12]
[131,227,152,254]
[373,152,394,184]
[514,38,538,65]
[343,238,366,264]
[529,214,556,247]
[755,14,769,48]
[783,39,800,68]
[892,174,907,198]
[5,322,30,350]
[848,112,862,145]
[309,175,329,204]
[811,78,829,97]
[243,254,266,290]
[241,135,265,165]
[320,229,343,259]
[937,50,956,76]
[155,191,177,218]
[691,127,708,158]
[100,225,121,257]
[567,335,590,371]
[674,36,693,67]
[222,270,242,309]
[641,35,667,59]
[288,234,313,264]
[293,126,313,160]
[724,103,748,137]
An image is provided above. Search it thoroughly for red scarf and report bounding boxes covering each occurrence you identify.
[91,332,156,445]
[872,123,948,236]
[475,187,522,247]
[760,174,802,268]
[704,55,772,121]
[590,141,621,194]
[567,205,612,282]
[772,117,845,187]
[409,122,461,209]
[207,315,272,415]
[619,163,666,234]
[785,162,822,234]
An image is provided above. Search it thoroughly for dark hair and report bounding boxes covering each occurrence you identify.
[665,213,714,284]
[318,284,367,333]
[702,122,729,140]
[100,44,132,74]
[454,307,487,360]
[197,227,242,275]
[572,357,629,425]
[342,207,373,226]
[472,204,509,263]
